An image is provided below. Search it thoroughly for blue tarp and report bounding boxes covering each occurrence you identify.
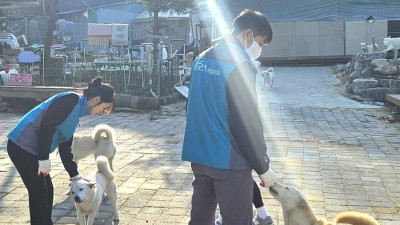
[18,51,41,63]
[224,0,400,22]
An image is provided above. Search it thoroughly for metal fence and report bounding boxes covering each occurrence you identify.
[3,18,194,98]
[23,55,184,98]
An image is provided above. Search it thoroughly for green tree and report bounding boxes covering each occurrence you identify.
[134,0,196,37]
[133,0,196,66]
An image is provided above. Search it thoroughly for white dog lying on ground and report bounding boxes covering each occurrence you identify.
[72,124,116,170]
[383,36,400,59]
[262,67,275,90]
[269,182,380,225]
[67,155,119,225]
[360,42,379,53]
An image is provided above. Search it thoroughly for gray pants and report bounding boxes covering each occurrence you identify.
[189,163,254,225]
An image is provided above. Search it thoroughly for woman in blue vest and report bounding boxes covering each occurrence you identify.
[7,76,115,225]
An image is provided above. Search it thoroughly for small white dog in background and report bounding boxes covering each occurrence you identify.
[262,67,275,90]
[67,155,119,225]
[72,124,116,170]
[383,36,400,59]
[360,42,379,53]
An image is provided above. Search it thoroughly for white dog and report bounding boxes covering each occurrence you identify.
[72,124,116,170]
[383,36,400,59]
[261,67,275,90]
[360,42,379,53]
[67,155,119,225]
[269,182,380,225]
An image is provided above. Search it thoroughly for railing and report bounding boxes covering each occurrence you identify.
[16,56,184,98]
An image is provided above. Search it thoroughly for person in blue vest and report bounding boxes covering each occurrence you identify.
[6,76,115,225]
[182,9,277,225]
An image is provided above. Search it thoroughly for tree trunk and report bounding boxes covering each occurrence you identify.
[152,9,161,103]
[43,0,61,79]
[152,9,160,71]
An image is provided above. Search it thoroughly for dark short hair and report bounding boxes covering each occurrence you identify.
[232,9,273,44]
[83,76,115,113]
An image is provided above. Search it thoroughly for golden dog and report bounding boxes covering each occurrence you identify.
[269,182,380,225]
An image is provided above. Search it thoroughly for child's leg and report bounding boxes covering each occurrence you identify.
[253,181,269,219]
[215,212,223,224]
[216,181,273,225]
[253,181,264,208]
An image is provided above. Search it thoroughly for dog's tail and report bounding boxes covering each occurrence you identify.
[93,124,114,144]
[334,211,380,225]
[262,67,274,77]
[266,67,274,72]
[96,155,115,181]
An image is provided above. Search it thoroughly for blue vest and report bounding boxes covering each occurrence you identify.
[182,39,253,169]
[7,92,89,156]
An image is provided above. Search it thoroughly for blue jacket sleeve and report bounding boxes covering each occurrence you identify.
[226,62,269,175]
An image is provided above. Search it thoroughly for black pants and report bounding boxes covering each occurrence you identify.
[7,140,53,225]
[253,180,264,208]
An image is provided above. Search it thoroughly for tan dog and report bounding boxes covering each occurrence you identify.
[269,182,380,225]
[360,42,379,53]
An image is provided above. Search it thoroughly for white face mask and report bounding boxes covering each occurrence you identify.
[244,31,262,60]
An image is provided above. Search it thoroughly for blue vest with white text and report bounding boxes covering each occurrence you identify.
[7,92,89,156]
[182,39,253,169]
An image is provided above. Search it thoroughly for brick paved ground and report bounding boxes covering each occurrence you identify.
[0,69,399,224]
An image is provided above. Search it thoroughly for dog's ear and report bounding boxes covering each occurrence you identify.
[88,182,96,189]
[297,197,310,211]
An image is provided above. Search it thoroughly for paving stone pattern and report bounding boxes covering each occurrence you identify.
[0,83,399,224]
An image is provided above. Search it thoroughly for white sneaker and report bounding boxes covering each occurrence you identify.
[252,215,274,225]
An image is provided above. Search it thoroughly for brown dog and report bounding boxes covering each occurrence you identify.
[269,182,380,225]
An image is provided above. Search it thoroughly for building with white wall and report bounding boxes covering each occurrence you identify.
[191,0,400,61]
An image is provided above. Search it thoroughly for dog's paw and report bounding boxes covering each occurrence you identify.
[113,215,120,222]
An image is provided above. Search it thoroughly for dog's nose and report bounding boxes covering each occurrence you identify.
[74,196,81,203]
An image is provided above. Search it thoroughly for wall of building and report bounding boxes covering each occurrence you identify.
[345,20,387,55]
[262,20,388,58]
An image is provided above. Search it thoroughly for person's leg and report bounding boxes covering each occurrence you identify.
[189,163,218,225]
[253,180,264,208]
[253,180,274,225]
[7,140,53,225]
[215,169,253,225]
[215,212,223,225]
